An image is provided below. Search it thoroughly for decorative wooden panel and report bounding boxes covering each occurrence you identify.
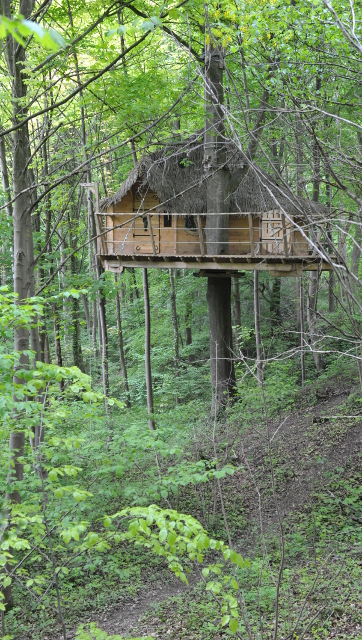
[261,211,291,256]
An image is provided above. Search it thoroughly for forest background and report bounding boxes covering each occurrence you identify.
[1,0,362,639]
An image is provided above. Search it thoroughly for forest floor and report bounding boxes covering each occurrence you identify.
[59,377,362,640]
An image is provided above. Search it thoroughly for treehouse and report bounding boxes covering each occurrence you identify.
[98,139,332,277]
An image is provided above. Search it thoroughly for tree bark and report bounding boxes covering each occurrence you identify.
[254,271,263,385]
[0,128,12,286]
[185,299,192,346]
[4,0,36,502]
[143,268,155,430]
[307,75,325,372]
[270,278,281,320]
[204,48,229,256]
[169,269,180,404]
[169,269,179,364]
[207,276,236,407]
[350,213,362,286]
[204,48,235,405]
[82,293,91,334]
[2,0,36,609]
[232,277,241,350]
[70,257,84,371]
[300,277,306,384]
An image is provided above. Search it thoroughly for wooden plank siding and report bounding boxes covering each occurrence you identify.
[103,187,314,261]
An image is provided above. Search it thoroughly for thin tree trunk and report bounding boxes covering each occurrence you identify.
[70,256,84,371]
[169,269,180,404]
[67,0,108,392]
[82,293,91,334]
[92,297,99,358]
[350,213,362,286]
[169,269,179,364]
[115,276,130,407]
[307,75,325,372]
[307,272,325,371]
[185,299,192,346]
[143,268,155,430]
[300,277,306,384]
[232,277,241,350]
[0,129,12,285]
[254,271,263,385]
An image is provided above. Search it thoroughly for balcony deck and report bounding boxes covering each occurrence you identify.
[96,210,332,276]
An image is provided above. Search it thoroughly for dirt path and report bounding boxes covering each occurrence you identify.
[61,574,199,639]
[61,383,362,639]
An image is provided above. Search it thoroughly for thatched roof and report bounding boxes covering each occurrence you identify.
[101,136,327,219]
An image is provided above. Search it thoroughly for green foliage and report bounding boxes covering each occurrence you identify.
[0,14,66,49]
[76,622,153,640]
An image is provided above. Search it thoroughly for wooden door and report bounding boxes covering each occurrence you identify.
[261,210,290,256]
[133,190,160,254]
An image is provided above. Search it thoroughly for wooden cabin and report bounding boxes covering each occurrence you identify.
[98,142,332,277]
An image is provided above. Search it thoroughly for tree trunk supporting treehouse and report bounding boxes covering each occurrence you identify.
[207,276,236,408]
[204,46,235,407]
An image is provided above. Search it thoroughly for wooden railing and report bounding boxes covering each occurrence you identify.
[96,210,310,259]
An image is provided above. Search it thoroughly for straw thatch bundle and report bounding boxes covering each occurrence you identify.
[101,136,326,219]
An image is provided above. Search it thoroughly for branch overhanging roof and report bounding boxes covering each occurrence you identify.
[101,135,328,220]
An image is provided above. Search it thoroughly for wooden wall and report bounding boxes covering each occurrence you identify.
[103,188,311,259]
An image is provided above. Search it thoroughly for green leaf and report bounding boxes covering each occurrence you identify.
[2,576,11,587]
[230,618,239,633]
[150,16,162,26]
[221,615,230,627]
[140,20,155,31]
[159,528,167,542]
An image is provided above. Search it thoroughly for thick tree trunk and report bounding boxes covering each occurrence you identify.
[3,0,36,609]
[143,269,155,430]
[115,278,130,408]
[204,48,229,256]
[5,0,36,502]
[207,277,236,407]
[204,48,235,405]
[131,269,140,299]
[270,278,281,320]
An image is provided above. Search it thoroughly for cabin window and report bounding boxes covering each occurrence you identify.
[183,215,198,236]
[143,216,148,231]
[164,214,172,228]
